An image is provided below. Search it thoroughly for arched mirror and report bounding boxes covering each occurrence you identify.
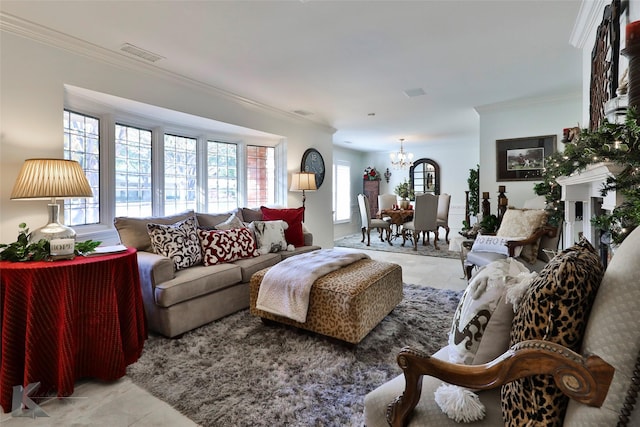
[409,158,440,197]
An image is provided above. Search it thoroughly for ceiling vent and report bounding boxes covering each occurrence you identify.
[120,43,164,63]
[403,88,426,98]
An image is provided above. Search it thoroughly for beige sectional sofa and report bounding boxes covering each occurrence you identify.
[114,208,320,338]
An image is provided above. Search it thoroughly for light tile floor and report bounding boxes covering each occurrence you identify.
[1,247,467,426]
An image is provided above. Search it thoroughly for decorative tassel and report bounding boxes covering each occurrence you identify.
[434,383,486,423]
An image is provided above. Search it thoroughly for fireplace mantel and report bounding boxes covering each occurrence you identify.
[556,162,624,249]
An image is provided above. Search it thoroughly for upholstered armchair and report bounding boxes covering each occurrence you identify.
[464,206,561,279]
[364,225,640,427]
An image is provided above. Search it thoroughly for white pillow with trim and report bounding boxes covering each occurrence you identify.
[471,233,524,257]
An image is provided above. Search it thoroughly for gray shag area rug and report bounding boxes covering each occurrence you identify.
[334,233,460,260]
[127,284,461,427]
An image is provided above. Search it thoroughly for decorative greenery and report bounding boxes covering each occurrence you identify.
[0,223,50,262]
[0,223,102,262]
[535,108,640,244]
[75,239,102,255]
[468,165,480,217]
[394,179,415,200]
[479,214,499,234]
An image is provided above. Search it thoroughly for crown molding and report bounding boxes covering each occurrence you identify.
[569,0,608,48]
[474,91,582,114]
[0,12,337,134]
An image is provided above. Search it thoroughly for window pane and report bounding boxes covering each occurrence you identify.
[63,110,100,226]
[164,134,197,215]
[246,145,274,208]
[115,124,152,217]
[207,141,238,212]
[334,163,351,222]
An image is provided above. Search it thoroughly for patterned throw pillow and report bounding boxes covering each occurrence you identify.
[214,213,245,231]
[198,228,259,265]
[250,220,288,254]
[448,258,531,364]
[147,216,202,271]
[501,237,604,426]
[497,208,548,263]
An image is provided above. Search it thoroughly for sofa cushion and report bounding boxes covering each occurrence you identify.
[496,208,547,263]
[501,237,604,426]
[114,210,195,252]
[250,220,288,253]
[154,262,242,307]
[260,206,305,247]
[214,213,245,230]
[232,253,281,283]
[147,216,203,271]
[198,228,259,265]
[240,207,263,223]
[196,209,240,229]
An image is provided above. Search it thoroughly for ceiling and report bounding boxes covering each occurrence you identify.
[0,1,584,152]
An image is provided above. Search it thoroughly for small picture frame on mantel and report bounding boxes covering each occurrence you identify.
[496,135,556,181]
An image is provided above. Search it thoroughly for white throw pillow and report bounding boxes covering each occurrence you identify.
[214,213,245,231]
[471,233,524,257]
[250,220,289,254]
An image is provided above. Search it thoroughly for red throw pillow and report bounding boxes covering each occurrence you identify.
[260,206,305,247]
[198,228,259,266]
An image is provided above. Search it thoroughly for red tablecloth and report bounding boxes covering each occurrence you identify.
[0,248,147,412]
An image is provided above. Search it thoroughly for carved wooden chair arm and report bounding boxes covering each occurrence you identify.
[386,339,614,427]
[505,225,558,257]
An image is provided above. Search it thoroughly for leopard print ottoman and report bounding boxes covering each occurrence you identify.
[249,258,403,344]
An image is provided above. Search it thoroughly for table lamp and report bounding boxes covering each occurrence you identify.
[290,172,317,221]
[11,159,94,251]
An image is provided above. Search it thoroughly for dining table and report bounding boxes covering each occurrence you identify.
[379,208,414,239]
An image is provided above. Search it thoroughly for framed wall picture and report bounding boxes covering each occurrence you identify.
[496,135,556,181]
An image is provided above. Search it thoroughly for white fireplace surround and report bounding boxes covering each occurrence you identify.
[556,162,624,249]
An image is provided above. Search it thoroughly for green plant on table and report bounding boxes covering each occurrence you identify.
[0,223,102,262]
[0,223,50,262]
[394,179,415,200]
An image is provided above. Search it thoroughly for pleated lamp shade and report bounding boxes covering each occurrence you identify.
[11,158,93,200]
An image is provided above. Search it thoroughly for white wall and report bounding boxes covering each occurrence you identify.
[476,93,582,214]
[0,30,336,248]
[364,136,479,235]
[332,146,368,239]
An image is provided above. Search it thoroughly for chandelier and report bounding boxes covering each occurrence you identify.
[389,138,414,170]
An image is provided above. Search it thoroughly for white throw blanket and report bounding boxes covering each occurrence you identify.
[255,249,370,323]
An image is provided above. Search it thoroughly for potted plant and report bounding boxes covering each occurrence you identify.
[394,179,414,209]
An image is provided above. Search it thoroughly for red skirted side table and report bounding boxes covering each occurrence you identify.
[0,248,147,412]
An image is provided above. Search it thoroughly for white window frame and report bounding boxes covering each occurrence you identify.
[333,161,351,223]
[64,90,283,242]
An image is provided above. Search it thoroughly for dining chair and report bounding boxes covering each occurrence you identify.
[378,193,399,233]
[401,193,439,250]
[358,193,392,246]
[436,193,452,244]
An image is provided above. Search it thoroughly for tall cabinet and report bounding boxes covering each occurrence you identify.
[363,179,380,218]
